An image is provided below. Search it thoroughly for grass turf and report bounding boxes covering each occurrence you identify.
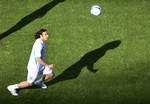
[0,0,150,104]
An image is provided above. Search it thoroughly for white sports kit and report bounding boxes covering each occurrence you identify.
[27,39,52,84]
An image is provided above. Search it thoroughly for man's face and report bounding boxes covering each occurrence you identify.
[41,31,48,41]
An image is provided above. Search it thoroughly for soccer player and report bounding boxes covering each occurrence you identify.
[7,29,55,96]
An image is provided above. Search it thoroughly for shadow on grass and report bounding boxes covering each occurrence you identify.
[46,40,122,86]
[0,0,65,40]
[18,40,121,91]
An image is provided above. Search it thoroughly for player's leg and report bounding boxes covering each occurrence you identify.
[7,70,38,96]
[34,66,54,88]
[17,81,32,88]
[45,72,54,80]
[7,81,32,96]
[44,66,54,80]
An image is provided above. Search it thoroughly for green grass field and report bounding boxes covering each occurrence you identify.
[0,0,150,104]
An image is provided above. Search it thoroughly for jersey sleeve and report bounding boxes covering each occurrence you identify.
[34,42,42,59]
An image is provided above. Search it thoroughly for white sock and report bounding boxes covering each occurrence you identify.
[14,84,19,89]
[10,84,19,89]
[34,78,43,85]
[34,75,45,85]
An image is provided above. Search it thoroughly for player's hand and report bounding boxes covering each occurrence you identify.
[48,64,56,69]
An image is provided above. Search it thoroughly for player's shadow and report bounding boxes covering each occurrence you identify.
[0,0,65,40]
[19,40,121,91]
[46,40,121,86]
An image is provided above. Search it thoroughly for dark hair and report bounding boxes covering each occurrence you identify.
[35,29,47,39]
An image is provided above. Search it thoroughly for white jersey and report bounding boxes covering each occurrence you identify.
[27,39,46,71]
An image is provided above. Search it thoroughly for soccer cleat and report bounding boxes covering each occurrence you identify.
[7,85,18,96]
[38,82,47,89]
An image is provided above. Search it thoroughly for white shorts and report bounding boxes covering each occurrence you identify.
[27,66,52,84]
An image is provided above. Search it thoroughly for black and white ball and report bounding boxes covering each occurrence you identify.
[91,5,102,16]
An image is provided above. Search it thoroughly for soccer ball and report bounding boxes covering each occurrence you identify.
[90,5,101,16]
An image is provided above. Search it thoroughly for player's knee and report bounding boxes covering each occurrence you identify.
[51,73,54,78]
[50,73,54,78]
[46,73,54,79]
[27,82,33,86]
[28,83,32,86]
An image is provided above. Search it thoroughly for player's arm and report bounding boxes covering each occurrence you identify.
[36,58,55,69]
[36,58,48,66]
